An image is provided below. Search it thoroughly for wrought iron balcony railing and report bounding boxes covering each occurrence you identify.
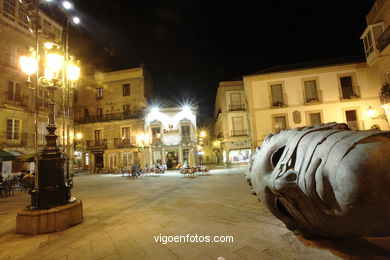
[75,111,143,124]
[113,137,136,148]
[86,139,107,150]
[231,130,248,137]
[228,104,246,111]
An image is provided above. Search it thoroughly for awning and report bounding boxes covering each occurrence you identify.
[0,149,16,161]
[16,153,36,162]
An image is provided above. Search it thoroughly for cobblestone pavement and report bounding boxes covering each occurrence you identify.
[0,167,389,259]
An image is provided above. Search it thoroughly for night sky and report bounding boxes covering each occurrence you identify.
[65,0,375,123]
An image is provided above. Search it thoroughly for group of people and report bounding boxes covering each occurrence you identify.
[0,170,35,197]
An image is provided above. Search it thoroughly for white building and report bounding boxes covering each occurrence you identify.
[145,106,198,168]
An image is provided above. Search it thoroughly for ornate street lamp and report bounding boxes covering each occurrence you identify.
[20,41,80,209]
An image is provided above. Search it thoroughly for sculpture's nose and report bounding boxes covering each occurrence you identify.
[274,169,298,193]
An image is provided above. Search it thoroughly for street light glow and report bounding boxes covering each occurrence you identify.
[68,63,80,81]
[200,131,206,137]
[62,1,73,10]
[20,55,37,76]
[72,16,80,24]
[75,133,83,140]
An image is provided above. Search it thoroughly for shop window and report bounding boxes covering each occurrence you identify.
[229,149,251,163]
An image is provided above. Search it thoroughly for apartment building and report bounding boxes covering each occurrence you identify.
[361,0,390,112]
[0,0,66,172]
[74,68,153,172]
[214,81,251,165]
[244,58,387,147]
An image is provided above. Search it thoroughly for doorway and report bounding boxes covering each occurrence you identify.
[166,150,178,169]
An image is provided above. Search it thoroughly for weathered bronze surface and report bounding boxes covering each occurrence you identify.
[246,122,390,238]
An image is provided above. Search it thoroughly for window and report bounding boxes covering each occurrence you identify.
[6,119,20,140]
[94,129,102,142]
[7,81,21,102]
[96,88,103,99]
[96,108,103,118]
[363,32,374,57]
[38,90,49,108]
[109,154,117,169]
[17,2,29,29]
[122,83,130,96]
[307,112,322,126]
[229,93,244,110]
[183,149,189,163]
[3,0,16,21]
[304,80,319,103]
[273,115,287,133]
[121,127,131,139]
[84,108,89,118]
[123,105,130,114]
[42,19,51,35]
[232,117,246,136]
[345,110,359,130]
[121,153,133,167]
[38,121,48,144]
[151,127,161,138]
[340,76,358,99]
[181,125,190,136]
[270,84,284,107]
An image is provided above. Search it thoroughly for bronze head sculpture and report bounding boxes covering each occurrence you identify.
[247,122,390,238]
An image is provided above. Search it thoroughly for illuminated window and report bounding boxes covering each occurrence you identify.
[121,127,131,139]
[96,87,103,99]
[38,121,48,144]
[7,119,20,140]
[122,83,130,96]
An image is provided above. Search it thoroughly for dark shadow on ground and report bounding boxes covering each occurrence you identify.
[295,233,390,259]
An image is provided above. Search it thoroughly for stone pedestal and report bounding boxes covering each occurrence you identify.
[16,199,83,235]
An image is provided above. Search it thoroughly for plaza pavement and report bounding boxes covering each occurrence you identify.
[0,167,390,259]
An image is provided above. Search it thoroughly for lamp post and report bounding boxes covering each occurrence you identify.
[19,0,81,209]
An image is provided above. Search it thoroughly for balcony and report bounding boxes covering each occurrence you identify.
[75,111,143,124]
[181,135,193,145]
[114,137,136,148]
[377,26,390,51]
[151,137,162,147]
[86,139,107,150]
[231,130,248,137]
[228,104,246,111]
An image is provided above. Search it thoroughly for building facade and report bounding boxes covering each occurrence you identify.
[244,59,388,147]
[0,0,67,172]
[74,68,153,172]
[361,0,390,115]
[214,81,252,165]
[145,106,198,168]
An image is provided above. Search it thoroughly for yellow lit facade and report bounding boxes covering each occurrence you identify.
[214,81,252,165]
[244,60,389,147]
[0,1,66,173]
[74,68,153,172]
